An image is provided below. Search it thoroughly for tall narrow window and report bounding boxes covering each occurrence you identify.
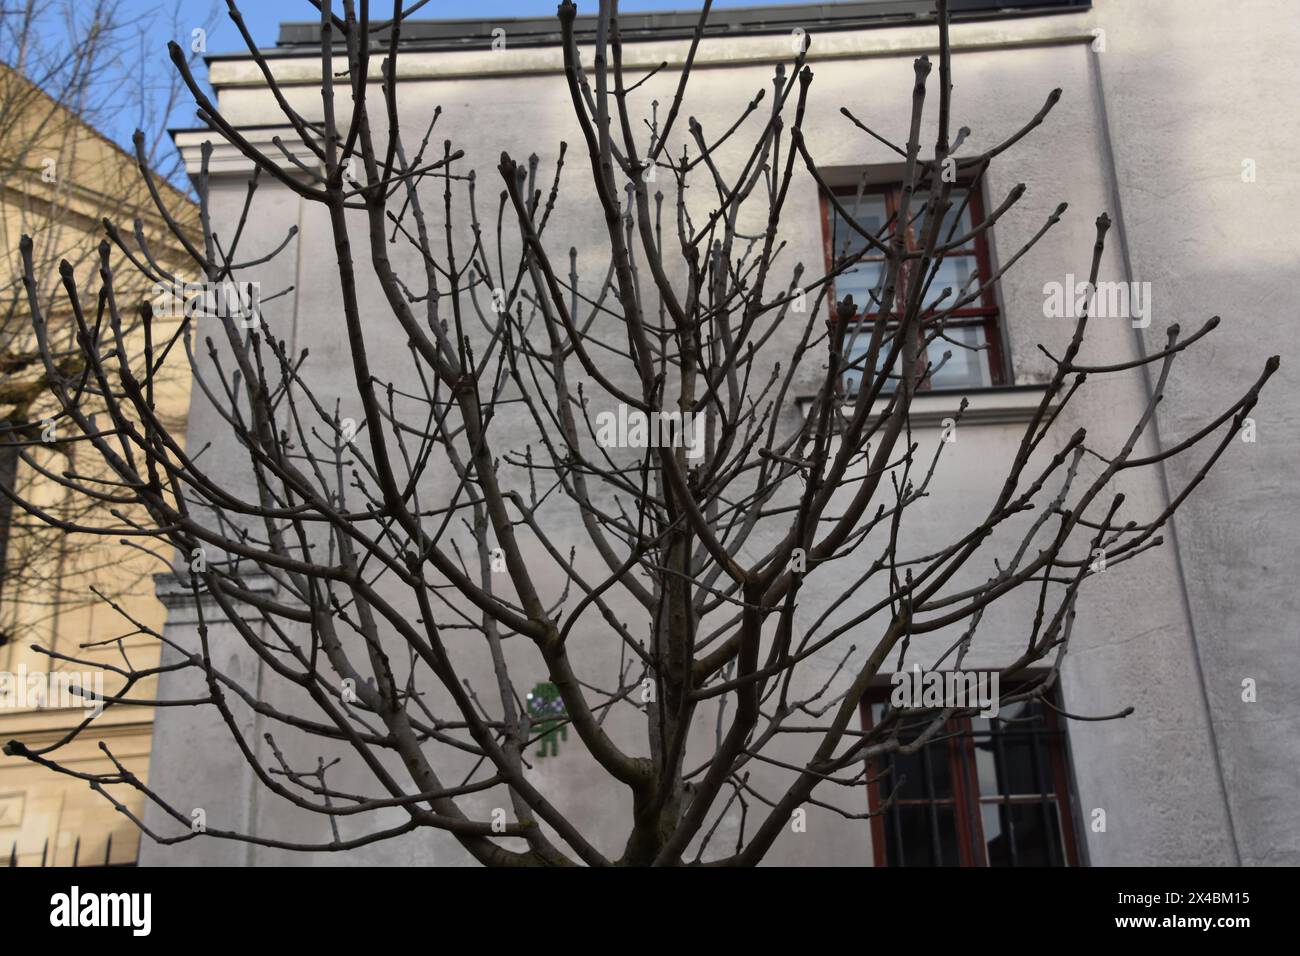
[0,439,17,656]
[0,441,17,596]
[862,692,1080,867]
[821,183,1007,395]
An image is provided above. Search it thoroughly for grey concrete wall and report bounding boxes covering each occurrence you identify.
[142,0,1297,866]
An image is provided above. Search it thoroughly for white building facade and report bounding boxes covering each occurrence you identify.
[145,0,1299,866]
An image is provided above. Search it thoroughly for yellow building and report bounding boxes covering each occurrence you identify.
[0,63,197,866]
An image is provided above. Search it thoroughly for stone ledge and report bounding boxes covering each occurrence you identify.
[153,572,279,626]
[795,383,1053,429]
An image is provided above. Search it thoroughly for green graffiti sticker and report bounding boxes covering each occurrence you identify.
[526,682,568,758]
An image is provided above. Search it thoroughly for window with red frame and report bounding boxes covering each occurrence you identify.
[861,692,1080,867]
[821,183,1008,395]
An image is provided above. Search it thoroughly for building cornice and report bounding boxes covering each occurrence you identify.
[171,125,324,179]
[153,571,280,625]
[204,20,1096,90]
[268,1,1090,53]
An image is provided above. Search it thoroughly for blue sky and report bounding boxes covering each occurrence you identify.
[161,0,788,56]
[101,0,813,176]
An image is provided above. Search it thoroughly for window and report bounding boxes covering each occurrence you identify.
[821,182,1007,395]
[861,691,1080,866]
[0,439,16,654]
[0,440,16,597]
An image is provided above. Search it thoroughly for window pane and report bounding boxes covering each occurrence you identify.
[982,802,1009,866]
[886,805,961,866]
[999,699,1036,723]
[926,324,993,391]
[921,255,979,308]
[831,193,889,259]
[912,189,973,248]
[885,741,952,801]
[1006,802,1064,867]
[841,321,899,396]
[835,260,885,314]
[977,806,1060,868]
[973,700,1055,796]
[0,441,17,594]
[974,734,998,798]
[1001,734,1052,796]
[980,801,1067,867]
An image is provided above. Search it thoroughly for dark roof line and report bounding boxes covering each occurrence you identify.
[269,1,1089,53]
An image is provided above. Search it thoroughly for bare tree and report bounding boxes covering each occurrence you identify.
[0,0,206,644]
[2,0,1278,866]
